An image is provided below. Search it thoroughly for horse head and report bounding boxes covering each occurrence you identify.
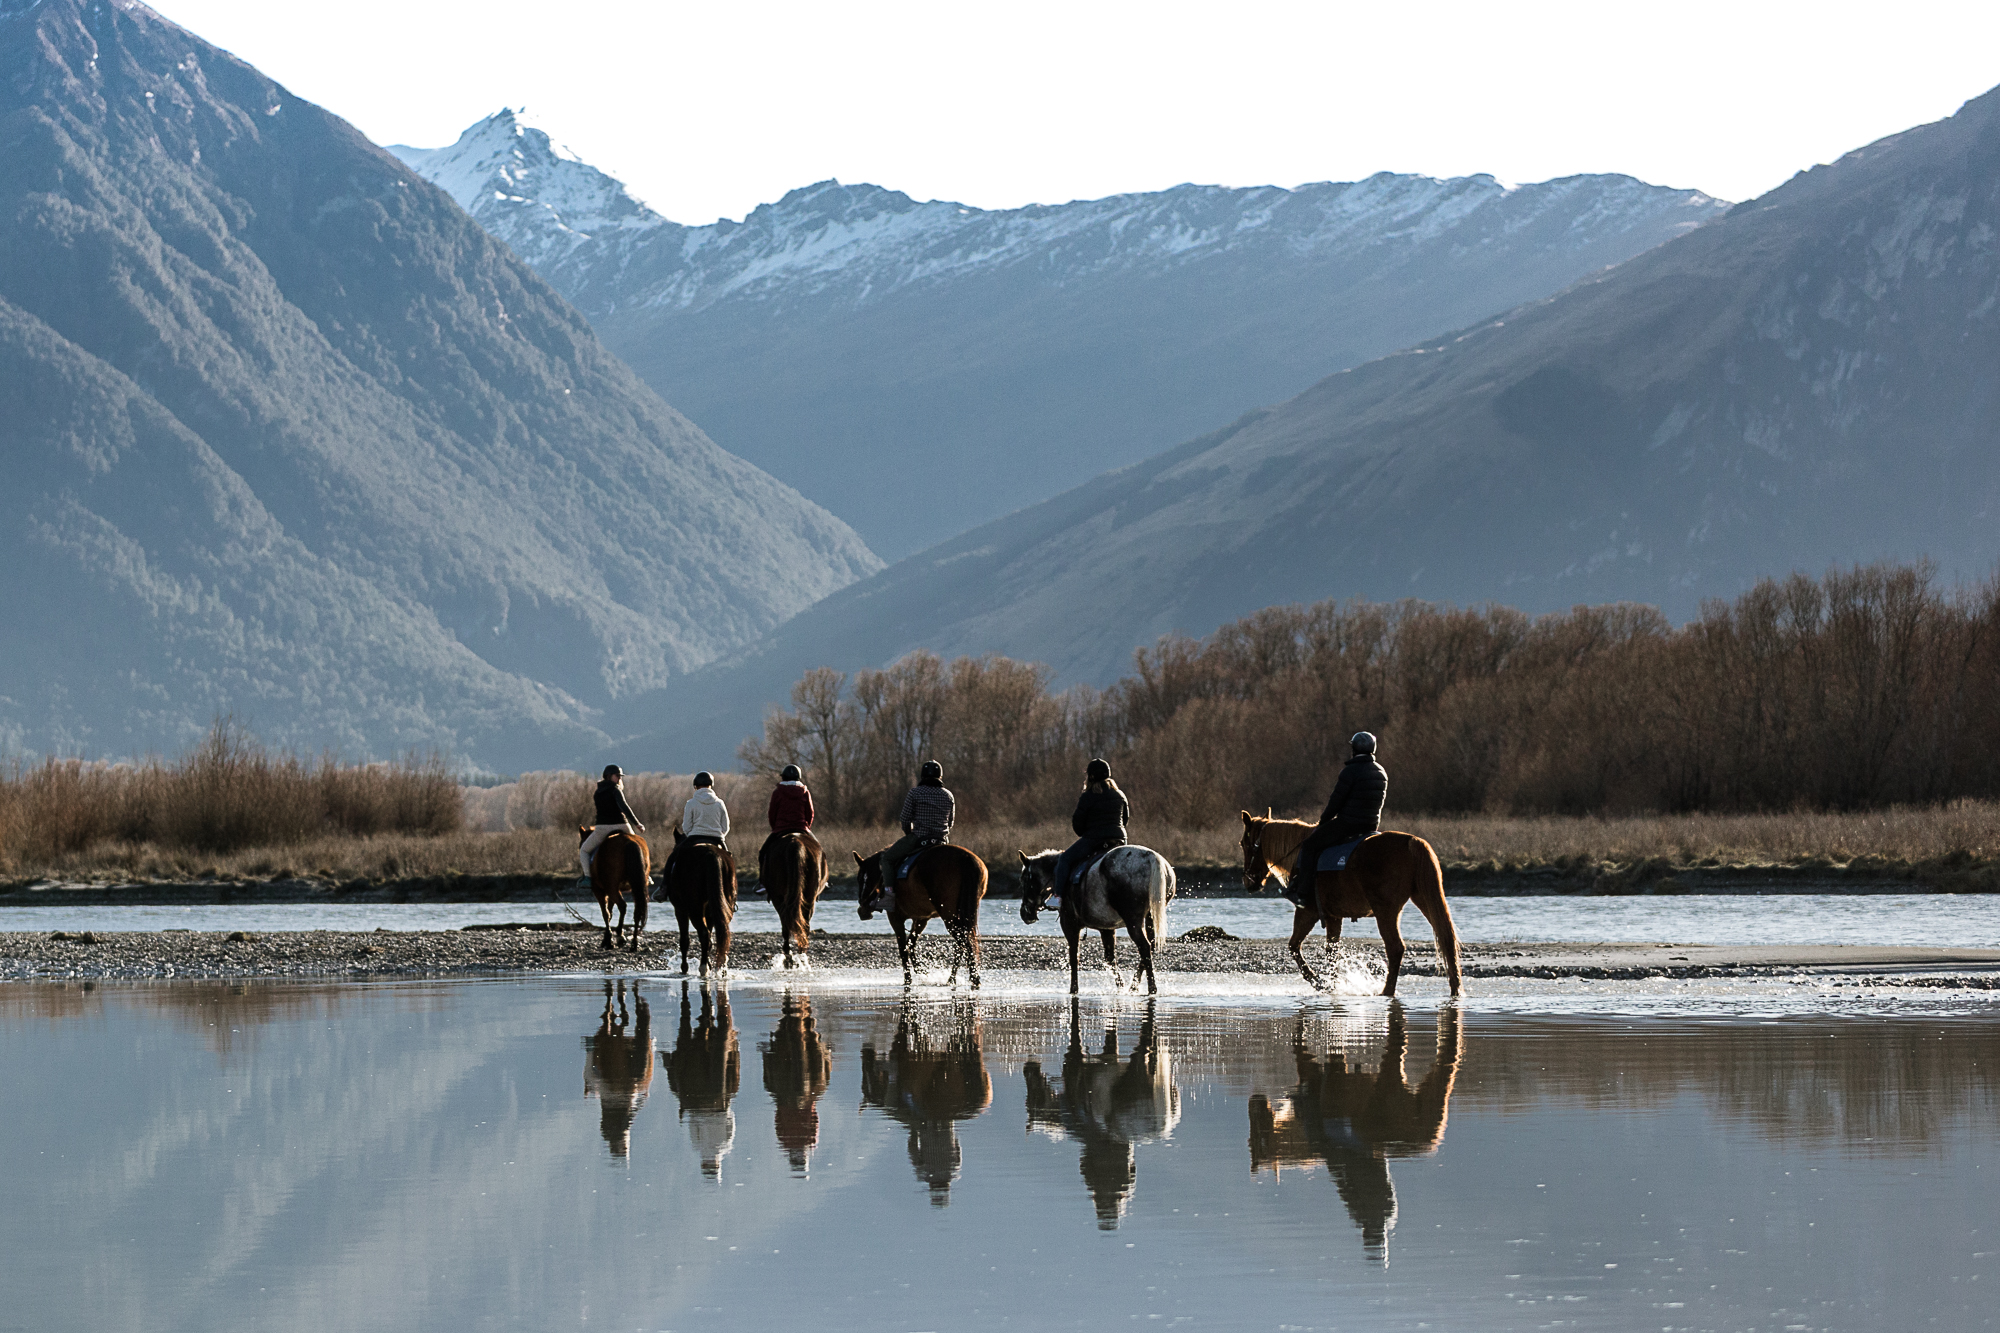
[1017,850,1055,924]
[853,850,882,919]
[578,824,592,846]
[1239,810,1275,893]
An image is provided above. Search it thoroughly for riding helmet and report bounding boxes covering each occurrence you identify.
[919,759,944,784]
[1350,731,1377,755]
[693,770,714,788]
[1085,757,1111,782]
[602,764,623,780]
[780,763,802,782]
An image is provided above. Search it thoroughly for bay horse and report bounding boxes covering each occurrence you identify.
[854,844,987,988]
[578,825,650,950]
[582,979,654,1159]
[761,831,828,969]
[1018,845,1177,994]
[665,831,737,977]
[1239,812,1462,996]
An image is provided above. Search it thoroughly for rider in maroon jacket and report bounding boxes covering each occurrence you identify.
[759,765,822,894]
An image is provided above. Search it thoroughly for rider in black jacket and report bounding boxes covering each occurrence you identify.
[1050,758,1129,898]
[1287,733,1387,905]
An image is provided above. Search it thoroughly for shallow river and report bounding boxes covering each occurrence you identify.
[9,892,2000,947]
[2,975,1995,1331]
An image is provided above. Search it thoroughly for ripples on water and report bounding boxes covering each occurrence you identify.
[10,892,2000,947]
[1,977,1996,1331]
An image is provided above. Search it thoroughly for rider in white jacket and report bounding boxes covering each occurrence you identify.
[680,781,730,842]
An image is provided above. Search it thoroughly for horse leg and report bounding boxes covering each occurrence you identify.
[676,910,691,975]
[891,916,914,986]
[598,892,614,951]
[1065,917,1083,996]
[1119,906,1159,996]
[779,890,796,970]
[1289,905,1327,991]
[1101,930,1122,990]
[714,912,732,976]
[1374,905,1407,997]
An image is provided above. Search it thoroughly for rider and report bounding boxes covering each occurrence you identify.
[759,763,820,894]
[1050,757,1128,901]
[875,759,954,895]
[578,765,645,885]
[1287,732,1387,906]
[664,771,730,884]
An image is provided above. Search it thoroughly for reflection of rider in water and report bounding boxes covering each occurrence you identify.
[875,761,954,896]
[578,765,645,887]
[760,993,833,1173]
[1247,1004,1463,1263]
[663,982,740,1179]
[582,980,654,1159]
[1025,1002,1179,1229]
[1049,758,1129,903]
[1286,733,1387,907]
[859,1002,990,1206]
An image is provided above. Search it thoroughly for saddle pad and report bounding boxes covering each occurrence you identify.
[1067,848,1114,890]
[1315,836,1368,872]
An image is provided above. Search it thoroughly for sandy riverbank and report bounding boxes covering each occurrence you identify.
[5,929,1999,986]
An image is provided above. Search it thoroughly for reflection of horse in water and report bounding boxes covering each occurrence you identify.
[760,993,833,1173]
[662,982,741,1179]
[1248,1004,1464,1262]
[1025,999,1181,1229]
[582,980,655,1159]
[859,1001,992,1205]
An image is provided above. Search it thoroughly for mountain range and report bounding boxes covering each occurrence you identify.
[609,84,2000,764]
[395,111,1727,557]
[0,0,877,769]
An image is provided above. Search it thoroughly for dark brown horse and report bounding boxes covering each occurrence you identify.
[578,825,650,950]
[665,832,736,977]
[854,844,988,988]
[661,981,740,1179]
[1248,1003,1464,1261]
[859,998,992,1206]
[1239,812,1462,996]
[761,831,828,969]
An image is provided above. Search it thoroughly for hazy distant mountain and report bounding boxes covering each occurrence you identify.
[398,111,1727,557]
[607,86,2000,764]
[0,0,877,768]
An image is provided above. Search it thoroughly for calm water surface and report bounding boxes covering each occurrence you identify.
[1,975,1996,1331]
[8,893,2000,946]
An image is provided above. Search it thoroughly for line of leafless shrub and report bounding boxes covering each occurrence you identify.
[0,720,460,875]
[742,562,2000,825]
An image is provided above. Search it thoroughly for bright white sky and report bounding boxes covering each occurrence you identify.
[158,0,2000,224]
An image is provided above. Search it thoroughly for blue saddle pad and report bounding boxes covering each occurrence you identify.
[1065,849,1113,891]
[898,853,922,880]
[1315,837,1367,872]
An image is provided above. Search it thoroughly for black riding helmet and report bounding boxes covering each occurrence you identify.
[693,771,713,788]
[919,760,944,785]
[780,764,802,782]
[1085,757,1111,782]
[603,764,623,780]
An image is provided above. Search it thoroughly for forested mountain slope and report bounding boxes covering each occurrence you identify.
[0,0,878,768]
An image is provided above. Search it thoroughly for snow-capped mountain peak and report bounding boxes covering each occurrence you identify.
[391,109,665,268]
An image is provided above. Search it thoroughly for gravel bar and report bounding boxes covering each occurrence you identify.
[5,930,2000,987]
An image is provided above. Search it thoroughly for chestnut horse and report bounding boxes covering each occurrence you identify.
[578,825,650,950]
[665,832,737,977]
[761,832,828,969]
[1239,812,1462,996]
[854,844,988,988]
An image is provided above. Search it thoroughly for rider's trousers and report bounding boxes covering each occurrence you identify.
[579,823,635,878]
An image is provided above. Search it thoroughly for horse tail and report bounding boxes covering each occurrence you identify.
[1406,835,1460,990]
[1148,851,1175,940]
[779,835,810,949]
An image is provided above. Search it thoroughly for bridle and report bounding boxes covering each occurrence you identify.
[1019,860,1053,917]
[1242,819,1273,893]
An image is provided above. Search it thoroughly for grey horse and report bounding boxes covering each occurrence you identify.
[1019,845,1177,994]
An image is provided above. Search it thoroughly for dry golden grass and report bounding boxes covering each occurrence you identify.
[11,799,2000,884]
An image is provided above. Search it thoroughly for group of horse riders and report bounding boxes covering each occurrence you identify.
[577,728,1391,906]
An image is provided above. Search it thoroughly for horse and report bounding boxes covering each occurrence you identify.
[854,843,987,989]
[1024,997,1181,1229]
[760,992,834,1173]
[578,825,650,950]
[664,831,737,977]
[1248,1002,1464,1262]
[1239,811,1462,996]
[1018,845,1177,995]
[581,979,654,1159]
[760,831,828,969]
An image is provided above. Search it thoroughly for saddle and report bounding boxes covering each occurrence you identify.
[1314,834,1373,873]
[895,836,945,883]
[1064,846,1117,892]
